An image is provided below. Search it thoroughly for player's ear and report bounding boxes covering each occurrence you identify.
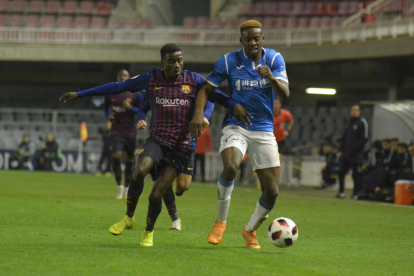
[239,36,243,45]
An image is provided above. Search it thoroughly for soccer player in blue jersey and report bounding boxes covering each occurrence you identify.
[59,43,247,246]
[190,20,290,249]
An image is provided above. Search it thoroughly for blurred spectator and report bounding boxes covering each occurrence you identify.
[10,134,35,169]
[96,121,112,177]
[336,104,368,199]
[194,127,213,183]
[390,138,399,152]
[317,143,340,189]
[37,133,60,171]
[396,142,412,178]
[401,144,414,180]
[273,97,293,155]
[381,138,399,188]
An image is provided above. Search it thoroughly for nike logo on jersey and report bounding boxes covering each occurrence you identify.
[236,65,245,69]
[155,86,165,90]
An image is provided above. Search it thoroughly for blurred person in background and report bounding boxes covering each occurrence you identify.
[396,142,412,178]
[358,140,384,200]
[336,104,368,199]
[390,138,399,152]
[104,69,143,199]
[194,126,213,183]
[402,144,414,180]
[381,139,399,188]
[11,134,35,169]
[37,133,59,171]
[317,143,340,189]
[272,97,293,155]
[96,121,112,177]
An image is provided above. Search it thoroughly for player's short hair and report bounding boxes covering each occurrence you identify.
[160,43,183,60]
[240,20,262,34]
[382,138,390,143]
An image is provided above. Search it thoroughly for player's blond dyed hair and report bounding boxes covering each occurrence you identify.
[240,20,262,33]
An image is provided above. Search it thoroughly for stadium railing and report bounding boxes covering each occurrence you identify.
[0,17,413,46]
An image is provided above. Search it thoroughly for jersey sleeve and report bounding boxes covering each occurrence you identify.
[103,96,111,118]
[137,91,150,122]
[77,72,151,98]
[270,52,288,83]
[203,101,214,120]
[285,110,293,121]
[206,55,229,87]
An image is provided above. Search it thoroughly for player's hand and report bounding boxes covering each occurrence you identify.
[59,92,78,103]
[255,65,273,79]
[283,130,289,137]
[233,103,253,129]
[108,114,115,123]
[189,113,205,139]
[203,117,210,128]
[137,120,147,129]
[123,99,132,111]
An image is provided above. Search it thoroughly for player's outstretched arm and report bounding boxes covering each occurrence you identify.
[59,92,78,103]
[190,83,216,139]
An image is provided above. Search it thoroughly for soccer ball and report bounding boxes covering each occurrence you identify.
[268,217,298,247]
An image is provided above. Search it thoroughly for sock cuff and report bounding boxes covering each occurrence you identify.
[218,176,234,188]
[259,196,275,211]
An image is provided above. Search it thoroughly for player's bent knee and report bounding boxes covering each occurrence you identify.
[148,192,163,203]
[222,164,239,180]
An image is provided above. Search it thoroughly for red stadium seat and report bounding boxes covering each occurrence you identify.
[309,17,321,29]
[90,16,105,28]
[97,2,111,16]
[58,15,73,28]
[297,17,309,29]
[337,1,349,15]
[41,15,56,27]
[223,18,236,30]
[348,1,360,15]
[138,17,151,29]
[25,14,40,27]
[45,0,60,14]
[79,1,94,16]
[124,18,138,29]
[74,16,90,28]
[286,17,297,29]
[0,1,8,13]
[28,0,42,14]
[253,2,265,16]
[10,0,25,13]
[314,2,326,16]
[62,1,77,15]
[182,16,194,29]
[107,16,121,28]
[195,16,208,29]
[291,1,305,16]
[0,14,7,26]
[277,2,292,16]
[388,0,402,12]
[10,14,23,27]
[274,17,286,29]
[325,3,336,16]
[209,17,221,29]
[265,2,278,17]
[303,1,316,16]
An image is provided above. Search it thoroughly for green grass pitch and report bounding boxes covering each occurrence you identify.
[0,171,413,276]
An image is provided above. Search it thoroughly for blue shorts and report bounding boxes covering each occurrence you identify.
[139,137,193,181]
[110,135,136,157]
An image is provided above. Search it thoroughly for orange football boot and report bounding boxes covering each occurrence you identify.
[242,225,261,249]
[207,221,226,245]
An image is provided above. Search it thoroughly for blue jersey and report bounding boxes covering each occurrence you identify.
[207,48,288,132]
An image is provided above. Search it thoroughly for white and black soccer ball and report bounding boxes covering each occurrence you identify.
[268,217,298,248]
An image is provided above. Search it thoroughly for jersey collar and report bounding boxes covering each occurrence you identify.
[242,48,266,70]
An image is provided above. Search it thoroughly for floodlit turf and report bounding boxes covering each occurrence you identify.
[0,171,413,276]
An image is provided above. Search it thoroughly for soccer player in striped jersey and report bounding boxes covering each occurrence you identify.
[59,43,248,247]
[190,20,290,249]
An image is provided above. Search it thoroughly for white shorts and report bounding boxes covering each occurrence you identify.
[219,125,280,171]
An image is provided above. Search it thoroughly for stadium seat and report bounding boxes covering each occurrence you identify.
[222,18,236,30]
[347,1,360,15]
[182,16,194,29]
[10,0,25,14]
[9,14,23,27]
[337,1,349,15]
[74,16,90,28]
[309,17,321,29]
[79,1,94,16]
[320,16,332,28]
[239,3,253,16]
[286,17,297,29]
[253,2,265,16]
[28,0,42,14]
[265,2,278,17]
[291,1,305,16]
[325,3,336,16]
[40,15,56,27]
[106,16,121,28]
[97,2,111,16]
[274,17,286,29]
[297,17,309,29]
[195,16,208,29]
[45,0,60,14]
[0,0,8,13]
[90,16,104,28]
[138,17,151,29]
[303,1,316,16]
[314,2,326,16]
[58,15,73,28]
[209,17,221,29]
[123,18,138,29]
[62,0,77,15]
[277,2,292,16]
[332,16,345,27]
[25,14,40,27]
[0,14,7,26]
[262,17,274,29]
